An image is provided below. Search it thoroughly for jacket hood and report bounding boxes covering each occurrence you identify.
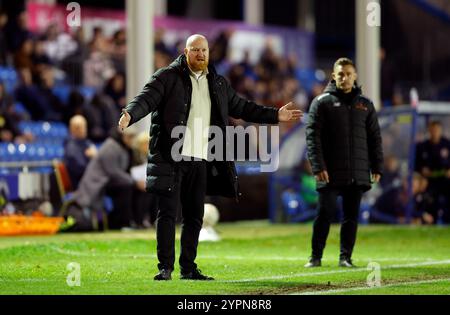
[170,54,218,77]
[324,80,362,96]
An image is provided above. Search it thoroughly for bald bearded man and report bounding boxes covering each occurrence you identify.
[119,34,302,281]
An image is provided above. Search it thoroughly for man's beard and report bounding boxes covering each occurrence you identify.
[187,55,209,72]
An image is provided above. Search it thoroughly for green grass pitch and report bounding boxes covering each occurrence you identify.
[1,221,449,295]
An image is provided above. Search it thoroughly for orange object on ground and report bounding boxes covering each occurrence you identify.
[0,214,64,236]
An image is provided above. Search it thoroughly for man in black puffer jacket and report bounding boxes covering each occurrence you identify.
[119,34,302,280]
[305,58,383,268]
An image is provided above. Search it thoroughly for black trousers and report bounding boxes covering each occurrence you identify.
[156,160,206,273]
[311,185,363,260]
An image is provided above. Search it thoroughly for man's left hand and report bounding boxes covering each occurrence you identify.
[371,173,381,183]
[278,102,303,122]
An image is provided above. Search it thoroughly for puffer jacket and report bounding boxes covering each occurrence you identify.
[124,54,279,199]
[306,81,383,191]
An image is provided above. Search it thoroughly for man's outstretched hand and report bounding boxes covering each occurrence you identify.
[118,109,131,131]
[278,102,303,122]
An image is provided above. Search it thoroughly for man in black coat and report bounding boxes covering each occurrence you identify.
[119,34,302,280]
[305,58,383,268]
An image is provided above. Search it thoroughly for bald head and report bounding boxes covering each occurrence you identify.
[185,34,208,48]
[184,34,209,72]
[69,115,87,140]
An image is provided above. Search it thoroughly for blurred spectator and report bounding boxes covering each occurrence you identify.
[110,28,126,74]
[32,38,53,70]
[379,155,401,189]
[155,50,172,70]
[0,81,32,143]
[15,68,46,120]
[84,93,119,143]
[131,132,158,228]
[237,50,255,78]
[42,23,77,65]
[392,90,405,106]
[5,11,33,53]
[0,81,19,142]
[61,27,89,85]
[88,26,110,54]
[415,120,450,223]
[63,89,86,124]
[13,38,34,72]
[83,39,115,88]
[15,66,63,121]
[154,29,171,56]
[259,38,279,78]
[69,127,145,230]
[0,81,13,109]
[371,173,432,224]
[104,72,126,109]
[35,67,65,121]
[0,10,9,65]
[210,29,233,65]
[63,115,97,189]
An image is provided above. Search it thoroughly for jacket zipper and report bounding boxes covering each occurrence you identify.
[348,100,355,184]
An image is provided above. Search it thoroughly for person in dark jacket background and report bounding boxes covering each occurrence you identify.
[68,126,146,230]
[415,120,450,223]
[119,34,302,281]
[63,115,97,189]
[305,57,383,268]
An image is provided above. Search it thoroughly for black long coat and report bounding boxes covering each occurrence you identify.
[306,81,384,191]
[125,55,279,199]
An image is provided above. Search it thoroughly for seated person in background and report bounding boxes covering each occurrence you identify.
[0,107,22,143]
[68,127,146,230]
[371,173,433,224]
[131,132,158,228]
[15,67,64,121]
[84,93,119,143]
[415,120,450,223]
[0,82,33,143]
[379,155,401,190]
[63,115,97,189]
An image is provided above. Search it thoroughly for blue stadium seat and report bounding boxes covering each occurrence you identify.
[79,86,97,102]
[13,102,30,117]
[52,85,71,104]
[0,67,18,94]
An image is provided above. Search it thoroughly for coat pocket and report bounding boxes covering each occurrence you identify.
[146,151,175,196]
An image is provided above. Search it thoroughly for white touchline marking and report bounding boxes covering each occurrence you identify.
[219,260,450,283]
[293,277,450,295]
[46,246,440,262]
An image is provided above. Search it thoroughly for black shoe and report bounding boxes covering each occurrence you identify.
[154,269,172,281]
[180,269,214,280]
[338,258,356,268]
[304,257,321,268]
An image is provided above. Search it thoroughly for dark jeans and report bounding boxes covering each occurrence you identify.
[156,160,206,273]
[311,185,363,260]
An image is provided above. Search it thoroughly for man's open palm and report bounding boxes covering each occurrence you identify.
[278,102,303,122]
